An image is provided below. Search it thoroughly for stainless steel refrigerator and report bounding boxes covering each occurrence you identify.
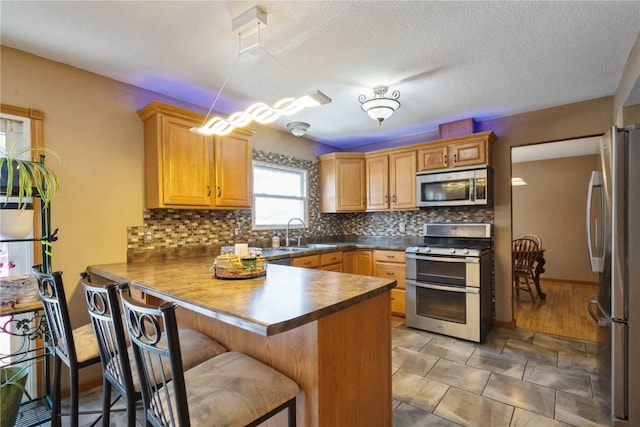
[586,124,639,426]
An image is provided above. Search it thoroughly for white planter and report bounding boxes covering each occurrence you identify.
[0,199,34,239]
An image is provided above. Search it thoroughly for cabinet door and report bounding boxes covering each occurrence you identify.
[391,289,406,316]
[353,250,373,276]
[390,151,416,210]
[417,146,448,171]
[161,115,212,206]
[214,133,252,208]
[336,158,366,211]
[365,155,389,210]
[449,140,487,168]
[342,251,354,273]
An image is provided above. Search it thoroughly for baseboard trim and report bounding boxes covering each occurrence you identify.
[542,277,597,286]
[492,319,516,329]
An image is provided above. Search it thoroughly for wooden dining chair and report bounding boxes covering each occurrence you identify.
[81,277,228,427]
[520,234,542,248]
[32,265,103,427]
[119,284,299,427]
[512,238,540,302]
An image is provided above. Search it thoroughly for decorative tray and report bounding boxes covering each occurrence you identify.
[212,254,266,280]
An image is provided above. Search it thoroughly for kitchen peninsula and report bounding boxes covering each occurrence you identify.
[87,258,396,427]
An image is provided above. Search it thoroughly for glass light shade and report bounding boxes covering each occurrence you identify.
[287,122,310,137]
[511,177,527,186]
[358,86,401,124]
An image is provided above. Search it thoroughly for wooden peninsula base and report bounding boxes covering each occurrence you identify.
[175,291,391,427]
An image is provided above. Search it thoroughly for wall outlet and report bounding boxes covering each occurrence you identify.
[143,227,154,244]
[399,222,405,232]
[234,228,241,236]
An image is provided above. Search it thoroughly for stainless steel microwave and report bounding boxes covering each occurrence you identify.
[416,167,491,207]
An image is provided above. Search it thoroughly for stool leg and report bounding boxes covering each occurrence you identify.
[101,379,111,427]
[288,400,297,427]
[70,364,79,427]
[126,394,136,427]
[51,355,62,427]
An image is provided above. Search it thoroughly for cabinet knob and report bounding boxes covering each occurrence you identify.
[453,154,458,163]
[444,154,448,164]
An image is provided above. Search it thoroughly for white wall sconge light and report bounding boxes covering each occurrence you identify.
[287,122,310,137]
[358,85,401,125]
[511,177,527,186]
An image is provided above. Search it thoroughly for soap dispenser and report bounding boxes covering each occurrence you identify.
[272,232,280,248]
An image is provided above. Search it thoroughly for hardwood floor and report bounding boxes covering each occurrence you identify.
[514,279,598,342]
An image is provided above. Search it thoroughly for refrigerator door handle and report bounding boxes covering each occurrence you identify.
[587,298,610,327]
[586,170,605,273]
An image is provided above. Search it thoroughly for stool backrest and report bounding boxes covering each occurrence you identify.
[33,265,77,366]
[119,285,190,426]
[82,277,135,401]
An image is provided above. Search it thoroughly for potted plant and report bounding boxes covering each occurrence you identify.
[0,143,60,239]
[0,365,32,427]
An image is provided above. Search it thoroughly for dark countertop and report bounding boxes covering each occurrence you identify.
[261,237,423,261]
[87,258,396,337]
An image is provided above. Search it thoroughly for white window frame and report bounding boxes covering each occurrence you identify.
[251,161,309,230]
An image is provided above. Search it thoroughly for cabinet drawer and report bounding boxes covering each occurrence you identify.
[321,251,343,266]
[391,288,406,316]
[374,263,406,289]
[374,250,405,263]
[292,254,320,269]
[321,263,343,272]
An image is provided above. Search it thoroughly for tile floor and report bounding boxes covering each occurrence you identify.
[391,322,612,427]
[58,323,612,427]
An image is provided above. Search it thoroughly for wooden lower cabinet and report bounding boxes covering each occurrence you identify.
[320,251,343,271]
[292,254,320,269]
[342,250,373,276]
[373,250,406,316]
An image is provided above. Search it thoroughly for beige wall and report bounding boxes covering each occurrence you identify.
[478,97,613,325]
[512,155,599,283]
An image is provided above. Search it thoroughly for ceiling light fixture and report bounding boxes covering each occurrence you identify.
[511,177,527,186]
[358,85,401,125]
[191,6,332,137]
[287,122,310,137]
[192,90,330,136]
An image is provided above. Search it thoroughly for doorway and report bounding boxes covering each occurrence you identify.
[511,137,599,341]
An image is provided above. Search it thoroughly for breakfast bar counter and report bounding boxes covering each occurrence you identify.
[87,257,396,427]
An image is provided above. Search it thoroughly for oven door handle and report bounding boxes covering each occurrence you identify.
[406,279,479,294]
[406,254,480,263]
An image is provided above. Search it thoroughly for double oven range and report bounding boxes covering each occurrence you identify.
[405,223,492,342]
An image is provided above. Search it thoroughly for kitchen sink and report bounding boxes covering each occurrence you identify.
[305,243,338,249]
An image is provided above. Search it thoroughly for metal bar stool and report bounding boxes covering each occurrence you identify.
[81,278,228,426]
[119,284,299,427]
[32,265,103,427]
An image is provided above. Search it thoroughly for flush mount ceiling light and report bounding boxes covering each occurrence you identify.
[358,85,401,125]
[287,121,310,137]
[511,177,527,186]
[191,6,332,137]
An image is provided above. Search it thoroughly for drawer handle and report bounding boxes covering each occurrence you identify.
[386,255,396,259]
[386,272,395,276]
[304,262,312,266]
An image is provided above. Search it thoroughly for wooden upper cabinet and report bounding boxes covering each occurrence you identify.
[389,151,416,210]
[214,133,252,208]
[319,153,366,213]
[417,132,494,172]
[365,154,389,211]
[365,150,416,211]
[161,115,212,207]
[138,101,253,209]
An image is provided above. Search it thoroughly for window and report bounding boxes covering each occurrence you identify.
[252,162,308,229]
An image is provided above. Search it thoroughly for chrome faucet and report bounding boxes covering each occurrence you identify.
[286,217,306,247]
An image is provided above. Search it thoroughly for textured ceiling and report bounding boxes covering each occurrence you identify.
[1,1,639,150]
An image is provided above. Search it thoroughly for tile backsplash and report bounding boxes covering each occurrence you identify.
[128,149,494,253]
